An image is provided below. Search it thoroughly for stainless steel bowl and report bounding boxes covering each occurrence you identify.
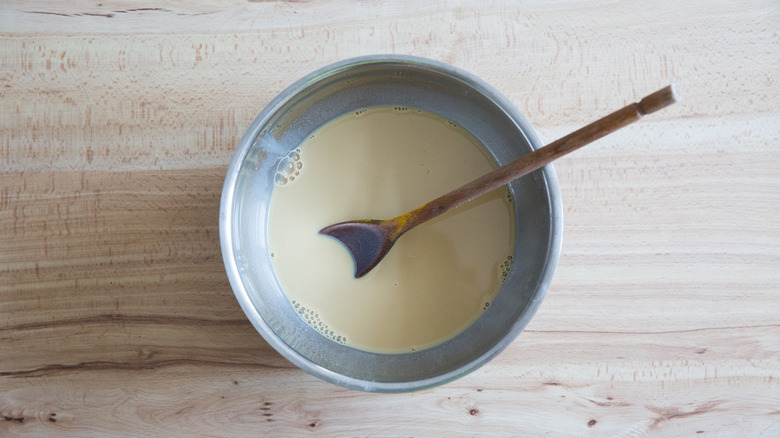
[220,55,562,392]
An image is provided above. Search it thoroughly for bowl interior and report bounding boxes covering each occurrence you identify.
[221,56,561,392]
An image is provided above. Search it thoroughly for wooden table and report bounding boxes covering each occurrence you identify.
[2,1,778,436]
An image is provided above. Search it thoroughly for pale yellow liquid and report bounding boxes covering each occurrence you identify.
[268,107,514,354]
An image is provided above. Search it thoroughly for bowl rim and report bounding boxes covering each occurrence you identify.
[219,54,563,392]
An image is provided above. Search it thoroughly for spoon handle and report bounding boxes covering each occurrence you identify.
[397,85,679,232]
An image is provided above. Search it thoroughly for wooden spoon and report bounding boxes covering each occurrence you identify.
[320,85,678,278]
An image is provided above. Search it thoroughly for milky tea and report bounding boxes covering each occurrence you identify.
[267,106,514,354]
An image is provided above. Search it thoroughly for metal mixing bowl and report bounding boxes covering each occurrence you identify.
[219,55,562,392]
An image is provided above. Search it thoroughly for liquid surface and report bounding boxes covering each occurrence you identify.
[268,107,514,353]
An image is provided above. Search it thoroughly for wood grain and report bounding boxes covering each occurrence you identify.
[1,0,779,436]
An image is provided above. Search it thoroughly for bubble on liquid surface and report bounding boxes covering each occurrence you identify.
[290,300,347,345]
[274,148,304,187]
[499,255,513,284]
[487,255,513,310]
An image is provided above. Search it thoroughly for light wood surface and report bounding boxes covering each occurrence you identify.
[1,1,778,436]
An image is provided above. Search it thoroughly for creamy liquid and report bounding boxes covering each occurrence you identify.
[268,106,514,354]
